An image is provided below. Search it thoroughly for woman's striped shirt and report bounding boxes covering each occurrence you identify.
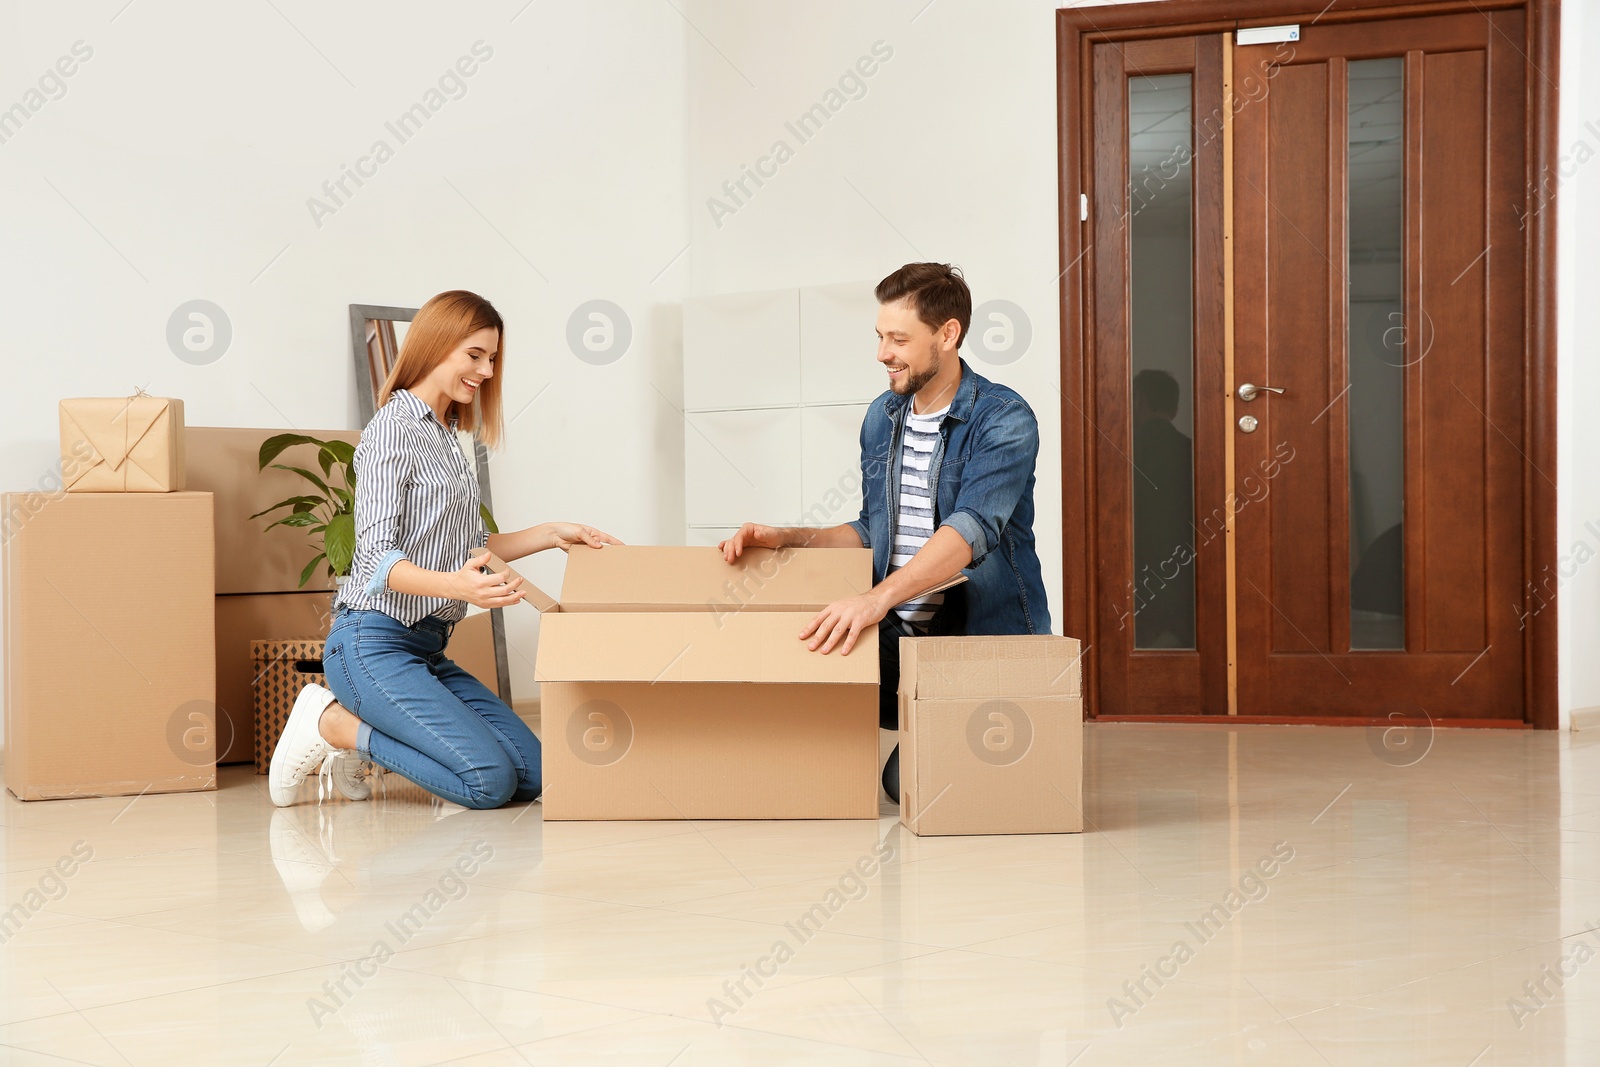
[336,388,486,626]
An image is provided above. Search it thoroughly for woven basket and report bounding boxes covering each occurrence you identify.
[251,638,327,774]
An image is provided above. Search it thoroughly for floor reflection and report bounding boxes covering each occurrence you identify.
[0,724,1595,1064]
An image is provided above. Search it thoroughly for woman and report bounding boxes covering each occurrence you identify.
[269,290,621,810]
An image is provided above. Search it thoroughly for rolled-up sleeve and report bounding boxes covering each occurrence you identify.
[354,420,415,595]
[941,401,1040,567]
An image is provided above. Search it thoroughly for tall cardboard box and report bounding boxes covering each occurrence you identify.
[2,491,216,800]
[898,636,1084,836]
[520,546,879,820]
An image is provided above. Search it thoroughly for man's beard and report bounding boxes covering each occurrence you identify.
[894,344,942,396]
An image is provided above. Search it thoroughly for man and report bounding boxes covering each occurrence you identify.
[721,262,1050,803]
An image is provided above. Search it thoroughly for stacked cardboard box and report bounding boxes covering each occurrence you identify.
[3,491,216,799]
[186,427,353,763]
[500,545,881,820]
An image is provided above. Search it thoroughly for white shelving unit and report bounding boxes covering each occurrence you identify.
[682,281,883,545]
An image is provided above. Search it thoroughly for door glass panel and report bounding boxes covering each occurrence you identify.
[1129,73,1196,650]
[1347,57,1405,650]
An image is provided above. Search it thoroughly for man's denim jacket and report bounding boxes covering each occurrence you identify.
[847,359,1051,636]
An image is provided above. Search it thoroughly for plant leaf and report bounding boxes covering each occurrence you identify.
[270,464,331,496]
[480,503,499,535]
[324,512,356,576]
[321,440,356,466]
[298,552,326,588]
[248,495,323,520]
[266,512,321,530]
[317,448,335,478]
[258,434,318,470]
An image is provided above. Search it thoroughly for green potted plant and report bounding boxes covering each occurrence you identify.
[253,434,500,588]
[251,434,358,588]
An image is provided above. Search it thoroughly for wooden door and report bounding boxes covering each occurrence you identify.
[1084,9,1529,721]
[1231,11,1527,719]
[1089,35,1229,716]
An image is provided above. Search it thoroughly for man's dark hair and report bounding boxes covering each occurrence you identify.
[875,263,972,349]
[1132,369,1181,419]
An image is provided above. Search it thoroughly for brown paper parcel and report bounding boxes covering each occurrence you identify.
[60,396,186,492]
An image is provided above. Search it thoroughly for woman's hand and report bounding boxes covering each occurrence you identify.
[447,550,527,609]
[546,522,625,553]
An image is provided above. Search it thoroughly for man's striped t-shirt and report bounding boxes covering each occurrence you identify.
[890,403,951,628]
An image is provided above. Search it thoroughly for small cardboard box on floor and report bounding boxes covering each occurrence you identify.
[898,635,1084,836]
[494,545,880,821]
[2,491,216,800]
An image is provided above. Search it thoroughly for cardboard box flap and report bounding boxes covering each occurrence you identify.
[558,545,872,612]
[907,635,1082,700]
[483,553,559,613]
[536,611,877,684]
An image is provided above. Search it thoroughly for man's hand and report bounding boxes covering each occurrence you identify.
[720,523,787,562]
[800,592,888,655]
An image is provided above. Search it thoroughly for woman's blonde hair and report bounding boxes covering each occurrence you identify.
[378,290,506,449]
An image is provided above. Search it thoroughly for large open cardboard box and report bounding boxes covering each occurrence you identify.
[503,546,880,820]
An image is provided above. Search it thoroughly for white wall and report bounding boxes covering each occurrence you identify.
[0,0,691,725]
[683,0,1073,631]
[1556,1,1600,729]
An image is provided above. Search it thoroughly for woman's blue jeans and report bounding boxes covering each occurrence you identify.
[322,608,541,810]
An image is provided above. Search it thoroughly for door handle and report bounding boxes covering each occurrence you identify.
[1236,383,1285,402]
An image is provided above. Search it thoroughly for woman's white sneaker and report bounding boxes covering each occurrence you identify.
[270,684,337,807]
[321,750,374,802]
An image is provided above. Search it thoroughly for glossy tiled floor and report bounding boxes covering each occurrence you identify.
[3,723,1599,1065]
